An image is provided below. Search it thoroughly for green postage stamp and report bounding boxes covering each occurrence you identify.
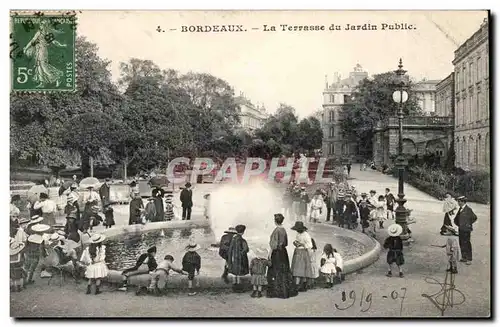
[10,11,77,92]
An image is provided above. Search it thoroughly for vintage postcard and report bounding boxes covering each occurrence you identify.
[9,10,490,318]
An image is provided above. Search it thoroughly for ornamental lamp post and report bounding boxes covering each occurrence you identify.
[391,58,412,241]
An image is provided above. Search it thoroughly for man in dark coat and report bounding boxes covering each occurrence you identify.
[218,226,237,283]
[180,183,193,220]
[453,196,478,265]
[99,178,111,209]
[129,191,144,225]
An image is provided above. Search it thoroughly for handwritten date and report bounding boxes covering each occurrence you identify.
[334,287,407,315]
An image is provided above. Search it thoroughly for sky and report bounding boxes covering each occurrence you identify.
[77,10,488,118]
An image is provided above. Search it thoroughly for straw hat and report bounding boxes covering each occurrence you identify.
[29,215,43,225]
[224,227,237,234]
[387,224,403,237]
[10,241,26,256]
[49,233,65,242]
[31,224,50,233]
[185,238,201,252]
[28,234,44,244]
[90,233,106,243]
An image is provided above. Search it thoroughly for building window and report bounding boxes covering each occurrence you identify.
[456,72,460,90]
[328,143,335,155]
[462,137,466,167]
[462,67,466,89]
[475,137,479,165]
[485,133,489,166]
[477,57,481,81]
[477,90,481,120]
[329,126,335,138]
[343,95,350,104]
[329,110,334,122]
[330,94,334,103]
[469,62,474,85]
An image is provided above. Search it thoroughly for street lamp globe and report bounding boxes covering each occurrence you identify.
[392,90,408,104]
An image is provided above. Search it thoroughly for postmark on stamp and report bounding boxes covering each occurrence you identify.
[10,11,77,92]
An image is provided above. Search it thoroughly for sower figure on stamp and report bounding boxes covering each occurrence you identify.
[180,183,193,220]
[453,196,477,265]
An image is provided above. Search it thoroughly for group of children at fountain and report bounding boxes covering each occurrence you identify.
[283,180,397,236]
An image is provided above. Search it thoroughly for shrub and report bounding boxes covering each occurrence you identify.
[397,165,490,204]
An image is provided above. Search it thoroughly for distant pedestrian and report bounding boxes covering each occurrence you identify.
[103,203,115,229]
[384,224,405,278]
[298,187,310,222]
[309,191,324,223]
[325,182,337,223]
[347,163,352,176]
[164,194,175,221]
[99,178,111,209]
[358,193,371,234]
[219,226,237,283]
[385,188,396,220]
[144,197,157,222]
[180,183,193,220]
[128,191,144,225]
[203,194,211,220]
[453,196,477,265]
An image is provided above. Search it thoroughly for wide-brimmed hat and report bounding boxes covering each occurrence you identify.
[369,190,376,194]
[10,241,26,256]
[87,185,95,189]
[31,224,50,233]
[224,227,237,234]
[235,224,246,234]
[387,224,403,237]
[456,195,467,202]
[40,193,49,199]
[185,182,192,188]
[90,233,106,243]
[29,215,44,224]
[360,192,368,197]
[49,233,65,242]
[291,221,308,232]
[185,239,201,252]
[28,234,44,244]
[337,192,345,198]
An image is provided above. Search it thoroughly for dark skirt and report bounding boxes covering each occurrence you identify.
[387,250,405,266]
[440,212,453,233]
[266,247,298,299]
[152,198,164,222]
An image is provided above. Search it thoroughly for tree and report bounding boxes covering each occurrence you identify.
[340,71,423,157]
[297,116,322,153]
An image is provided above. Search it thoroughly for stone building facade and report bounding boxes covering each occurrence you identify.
[413,79,440,115]
[453,18,489,171]
[435,73,455,117]
[235,93,269,134]
[321,64,368,159]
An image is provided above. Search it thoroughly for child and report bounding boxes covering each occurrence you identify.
[80,234,109,294]
[103,204,115,229]
[320,244,336,288]
[164,194,175,221]
[182,238,202,296]
[203,194,211,220]
[249,248,270,298]
[432,232,459,274]
[227,224,250,293]
[309,191,324,223]
[333,248,344,282]
[10,240,26,292]
[358,194,371,234]
[385,188,396,220]
[383,224,405,278]
[144,197,157,223]
[148,254,186,295]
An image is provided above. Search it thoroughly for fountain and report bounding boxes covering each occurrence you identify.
[104,179,381,284]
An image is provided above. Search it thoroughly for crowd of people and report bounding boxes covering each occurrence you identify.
[10,168,479,298]
[282,180,398,238]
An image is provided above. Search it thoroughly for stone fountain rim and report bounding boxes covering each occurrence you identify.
[100,217,381,276]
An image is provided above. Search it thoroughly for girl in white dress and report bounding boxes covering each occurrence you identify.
[80,234,108,295]
[309,192,324,223]
[320,243,337,288]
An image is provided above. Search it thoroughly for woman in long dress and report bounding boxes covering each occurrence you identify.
[266,214,298,299]
[290,221,314,292]
[80,234,108,295]
[22,20,66,88]
[440,193,459,235]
